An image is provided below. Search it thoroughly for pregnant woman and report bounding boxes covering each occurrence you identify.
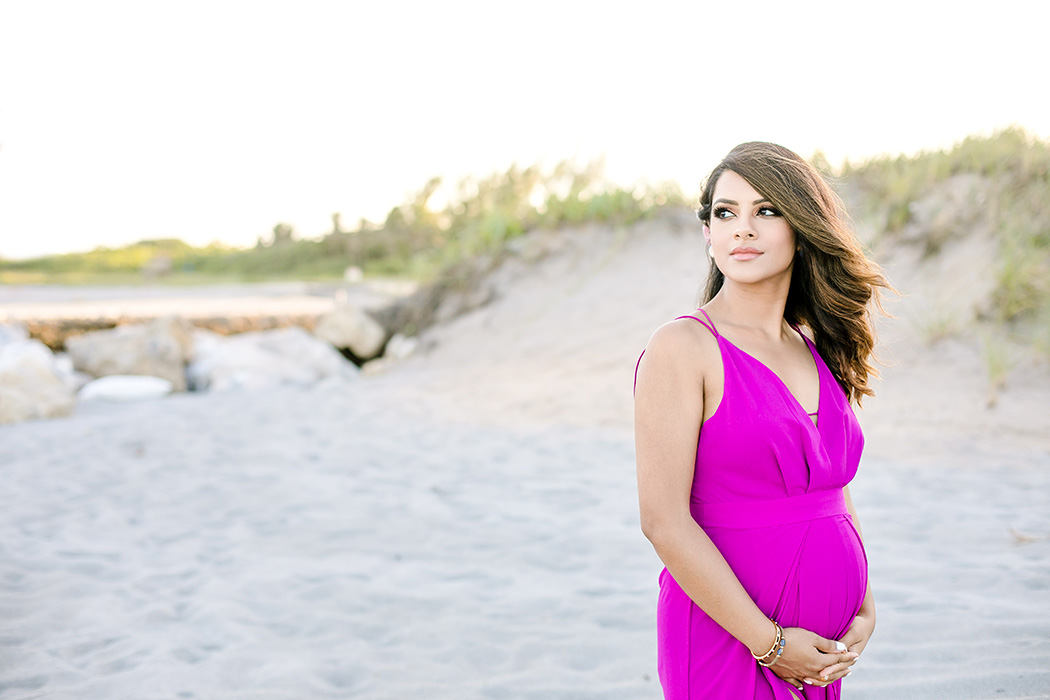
[634,142,890,698]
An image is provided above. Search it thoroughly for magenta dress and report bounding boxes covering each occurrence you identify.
[638,309,867,699]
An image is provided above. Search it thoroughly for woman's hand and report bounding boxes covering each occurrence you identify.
[767,627,859,690]
[813,609,876,683]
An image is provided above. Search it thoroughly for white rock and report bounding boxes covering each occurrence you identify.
[251,327,354,379]
[65,316,192,391]
[186,328,225,362]
[79,375,174,402]
[187,326,357,392]
[313,304,387,359]
[0,322,30,346]
[384,333,419,361]
[51,352,93,391]
[0,339,76,423]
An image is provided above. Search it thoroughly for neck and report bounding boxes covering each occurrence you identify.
[706,277,791,340]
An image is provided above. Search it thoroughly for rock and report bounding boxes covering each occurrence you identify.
[369,256,498,340]
[252,326,356,380]
[53,352,94,392]
[65,316,193,391]
[0,338,77,423]
[313,304,387,360]
[187,326,357,392]
[384,333,419,361]
[0,322,30,345]
[79,375,174,402]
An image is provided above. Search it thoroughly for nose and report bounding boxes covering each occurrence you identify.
[733,223,756,239]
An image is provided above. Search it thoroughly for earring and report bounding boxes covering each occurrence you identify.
[708,247,715,259]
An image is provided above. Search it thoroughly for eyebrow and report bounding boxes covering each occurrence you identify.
[713,197,772,206]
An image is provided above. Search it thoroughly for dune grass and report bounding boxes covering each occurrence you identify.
[836,128,1050,334]
[0,161,684,286]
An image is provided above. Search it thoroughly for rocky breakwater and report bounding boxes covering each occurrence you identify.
[0,249,531,424]
[65,316,195,391]
[0,301,405,424]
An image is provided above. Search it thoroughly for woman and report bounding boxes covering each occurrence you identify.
[633,142,888,698]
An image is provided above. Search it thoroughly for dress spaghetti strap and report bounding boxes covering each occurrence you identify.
[697,308,719,336]
[675,308,719,338]
[634,309,720,394]
[633,352,645,395]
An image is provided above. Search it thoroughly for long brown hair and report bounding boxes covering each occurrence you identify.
[697,141,891,405]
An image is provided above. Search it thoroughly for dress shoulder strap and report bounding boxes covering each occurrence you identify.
[675,308,719,338]
[635,310,720,395]
[634,310,718,394]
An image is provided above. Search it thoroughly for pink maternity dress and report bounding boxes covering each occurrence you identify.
[637,309,867,699]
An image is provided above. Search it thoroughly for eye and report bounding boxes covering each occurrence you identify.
[713,206,734,220]
[758,206,781,217]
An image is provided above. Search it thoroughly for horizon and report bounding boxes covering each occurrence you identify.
[2,1,1048,261]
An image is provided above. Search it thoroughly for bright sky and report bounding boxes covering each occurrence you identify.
[1,0,1047,259]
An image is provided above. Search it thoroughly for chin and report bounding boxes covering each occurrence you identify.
[721,266,793,287]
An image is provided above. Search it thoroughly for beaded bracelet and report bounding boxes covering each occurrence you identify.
[752,620,785,668]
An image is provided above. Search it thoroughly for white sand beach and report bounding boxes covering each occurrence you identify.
[1,216,1049,698]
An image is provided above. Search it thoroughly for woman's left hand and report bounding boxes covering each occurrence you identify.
[812,609,875,684]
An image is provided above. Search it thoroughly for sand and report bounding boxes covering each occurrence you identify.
[1,216,1049,698]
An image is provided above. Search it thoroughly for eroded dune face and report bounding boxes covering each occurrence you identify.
[389,209,1050,464]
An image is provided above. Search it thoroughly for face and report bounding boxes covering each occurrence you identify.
[704,169,796,287]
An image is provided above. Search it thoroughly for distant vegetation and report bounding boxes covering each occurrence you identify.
[0,161,684,285]
[3,130,1047,351]
[835,127,1050,328]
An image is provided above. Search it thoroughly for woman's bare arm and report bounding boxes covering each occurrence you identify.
[635,322,775,655]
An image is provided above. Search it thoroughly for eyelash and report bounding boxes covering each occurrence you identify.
[712,205,781,220]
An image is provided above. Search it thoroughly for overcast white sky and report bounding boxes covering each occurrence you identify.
[1,0,1047,259]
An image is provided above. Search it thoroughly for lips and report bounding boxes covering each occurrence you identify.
[729,246,762,261]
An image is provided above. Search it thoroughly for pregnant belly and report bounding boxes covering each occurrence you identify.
[708,514,867,640]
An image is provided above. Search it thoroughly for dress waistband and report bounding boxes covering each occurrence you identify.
[692,489,849,529]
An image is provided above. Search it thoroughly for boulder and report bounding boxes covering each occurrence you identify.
[79,375,174,402]
[53,352,94,392]
[65,316,193,391]
[0,322,30,345]
[187,326,357,392]
[313,304,387,361]
[384,333,419,361]
[0,338,77,423]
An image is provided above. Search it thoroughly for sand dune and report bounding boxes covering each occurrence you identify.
[1,215,1048,698]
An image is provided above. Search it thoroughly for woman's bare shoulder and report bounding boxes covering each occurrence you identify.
[642,315,720,372]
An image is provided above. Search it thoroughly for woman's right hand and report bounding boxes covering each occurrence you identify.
[767,627,859,689]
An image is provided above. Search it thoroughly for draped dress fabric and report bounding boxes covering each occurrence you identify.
[637,309,867,700]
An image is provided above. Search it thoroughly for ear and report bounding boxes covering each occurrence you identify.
[702,224,711,245]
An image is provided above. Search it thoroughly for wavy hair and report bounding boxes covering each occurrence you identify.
[697,142,891,405]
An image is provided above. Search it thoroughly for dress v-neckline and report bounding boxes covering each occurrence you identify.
[716,330,823,430]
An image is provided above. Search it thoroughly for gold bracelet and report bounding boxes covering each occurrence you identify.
[754,620,786,667]
[751,620,781,662]
[760,630,786,668]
